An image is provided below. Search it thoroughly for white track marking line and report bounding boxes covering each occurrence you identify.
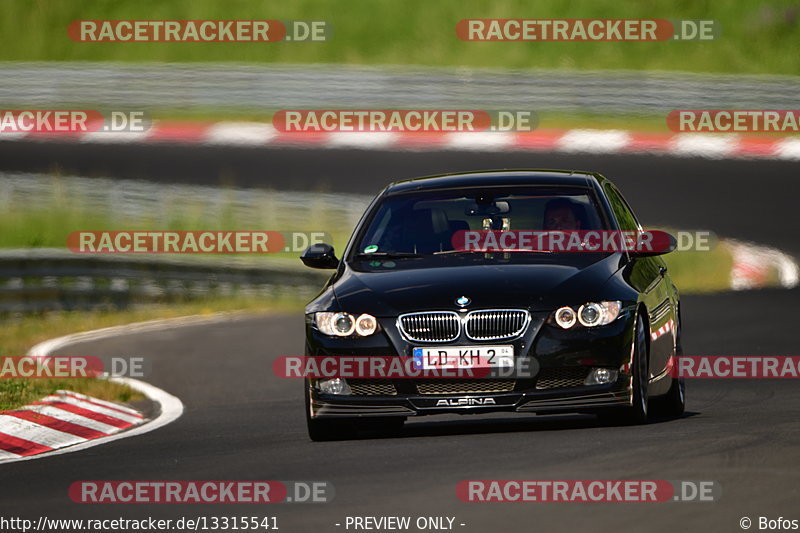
[0,132,30,140]
[0,415,86,448]
[28,311,259,358]
[205,122,277,145]
[445,131,514,150]
[327,131,398,148]
[0,449,21,459]
[556,129,632,153]
[773,138,800,160]
[82,129,153,143]
[670,134,738,158]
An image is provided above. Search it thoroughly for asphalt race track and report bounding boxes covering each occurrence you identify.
[1,143,798,531]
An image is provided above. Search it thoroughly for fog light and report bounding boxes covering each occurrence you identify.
[584,368,618,385]
[318,378,351,395]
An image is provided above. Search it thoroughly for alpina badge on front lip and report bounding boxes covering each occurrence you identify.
[456,296,471,307]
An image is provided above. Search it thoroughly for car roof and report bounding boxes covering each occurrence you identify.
[385,169,605,195]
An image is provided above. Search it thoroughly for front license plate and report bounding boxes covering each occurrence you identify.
[412,345,514,370]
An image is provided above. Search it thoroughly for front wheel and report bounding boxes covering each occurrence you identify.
[307,417,356,441]
[598,314,649,426]
[357,416,406,437]
[652,376,685,418]
[652,317,686,418]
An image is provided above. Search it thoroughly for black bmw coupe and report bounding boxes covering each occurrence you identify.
[300,170,684,440]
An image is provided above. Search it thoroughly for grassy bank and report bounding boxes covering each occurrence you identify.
[2,0,799,74]
[662,245,733,294]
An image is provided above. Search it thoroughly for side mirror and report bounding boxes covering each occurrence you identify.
[629,232,677,257]
[301,243,339,269]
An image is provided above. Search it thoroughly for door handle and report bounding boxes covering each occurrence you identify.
[659,266,668,276]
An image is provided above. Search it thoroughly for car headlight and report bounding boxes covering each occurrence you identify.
[552,301,622,329]
[354,313,378,336]
[314,312,379,337]
[578,303,603,327]
[554,306,577,329]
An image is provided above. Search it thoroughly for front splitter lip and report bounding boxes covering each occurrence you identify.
[309,385,632,418]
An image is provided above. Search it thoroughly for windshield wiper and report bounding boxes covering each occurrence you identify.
[352,252,425,259]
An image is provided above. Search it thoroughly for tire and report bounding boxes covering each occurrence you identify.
[357,417,406,438]
[652,376,685,419]
[598,313,649,426]
[652,317,686,418]
[377,416,406,436]
[307,417,356,441]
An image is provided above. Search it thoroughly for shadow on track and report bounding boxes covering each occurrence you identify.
[349,411,700,440]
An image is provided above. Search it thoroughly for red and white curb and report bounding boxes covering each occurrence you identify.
[729,240,800,291]
[0,317,246,464]
[0,375,180,464]
[4,122,800,160]
[0,390,145,460]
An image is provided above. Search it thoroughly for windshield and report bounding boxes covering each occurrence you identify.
[350,187,609,262]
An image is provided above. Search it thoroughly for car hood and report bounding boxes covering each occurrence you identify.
[330,254,625,315]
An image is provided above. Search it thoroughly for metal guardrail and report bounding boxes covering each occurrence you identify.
[0,172,371,236]
[0,249,329,314]
[0,62,798,115]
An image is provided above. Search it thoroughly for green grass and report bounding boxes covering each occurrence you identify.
[0,379,143,412]
[2,0,799,74]
[663,243,734,294]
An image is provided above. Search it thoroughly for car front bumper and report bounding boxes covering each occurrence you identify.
[305,308,638,419]
[308,379,633,418]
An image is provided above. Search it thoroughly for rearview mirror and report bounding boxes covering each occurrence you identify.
[465,200,510,216]
[301,243,339,269]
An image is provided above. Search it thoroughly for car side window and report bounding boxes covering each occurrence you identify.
[603,184,640,232]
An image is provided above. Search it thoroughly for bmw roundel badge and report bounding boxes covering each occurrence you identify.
[456,295,471,307]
